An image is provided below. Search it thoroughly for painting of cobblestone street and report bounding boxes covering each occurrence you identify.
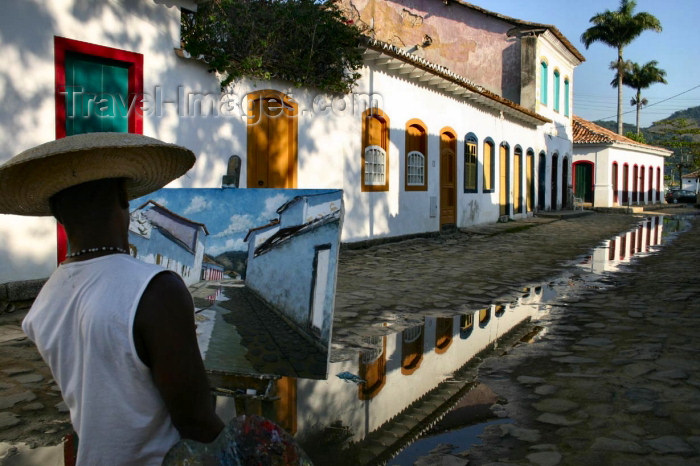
[128,188,344,380]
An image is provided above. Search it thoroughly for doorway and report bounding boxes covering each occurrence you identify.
[574,161,594,203]
[499,144,509,216]
[247,90,298,188]
[440,129,457,227]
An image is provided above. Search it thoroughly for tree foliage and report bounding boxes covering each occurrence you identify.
[624,131,646,143]
[612,60,667,134]
[581,0,662,135]
[181,0,365,93]
[650,118,700,183]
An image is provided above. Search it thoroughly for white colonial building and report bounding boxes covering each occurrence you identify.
[572,116,672,208]
[1,0,584,283]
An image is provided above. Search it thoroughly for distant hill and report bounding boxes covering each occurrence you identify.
[215,250,248,279]
[659,106,700,124]
[592,105,700,148]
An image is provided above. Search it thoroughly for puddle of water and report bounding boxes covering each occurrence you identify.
[282,215,695,463]
[388,418,511,465]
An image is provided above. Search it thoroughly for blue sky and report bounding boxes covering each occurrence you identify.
[480,0,699,128]
[130,188,340,255]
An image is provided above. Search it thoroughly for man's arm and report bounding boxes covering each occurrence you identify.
[133,271,224,442]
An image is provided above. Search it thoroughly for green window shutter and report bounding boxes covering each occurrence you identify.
[553,71,560,112]
[564,79,570,116]
[64,53,129,135]
[540,62,548,105]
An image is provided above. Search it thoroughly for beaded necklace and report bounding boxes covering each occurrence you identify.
[66,246,128,258]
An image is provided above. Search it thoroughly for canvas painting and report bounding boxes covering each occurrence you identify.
[128,188,344,381]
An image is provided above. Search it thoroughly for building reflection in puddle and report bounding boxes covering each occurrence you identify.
[291,287,554,463]
[579,215,690,275]
[224,215,689,464]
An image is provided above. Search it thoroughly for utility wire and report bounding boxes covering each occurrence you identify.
[595,84,700,120]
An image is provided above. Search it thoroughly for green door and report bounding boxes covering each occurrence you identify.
[64,53,129,135]
[575,163,593,203]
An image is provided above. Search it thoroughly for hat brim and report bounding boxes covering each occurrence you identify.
[0,133,196,216]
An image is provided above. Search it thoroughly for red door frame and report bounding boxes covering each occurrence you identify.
[572,160,594,203]
[54,37,143,263]
[612,162,619,205]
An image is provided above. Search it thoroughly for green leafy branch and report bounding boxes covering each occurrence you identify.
[181,0,365,94]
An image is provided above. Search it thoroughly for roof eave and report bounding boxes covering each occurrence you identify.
[363,40,550,127]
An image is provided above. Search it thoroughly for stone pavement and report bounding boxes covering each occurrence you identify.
[332,211,646,359]
[452,210,700,465]
[190,281,328,379]
[0,206,696,460]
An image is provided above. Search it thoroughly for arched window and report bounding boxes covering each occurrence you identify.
[479,307,491,327]
[362,108,390,192]
[405,119,427,190]
[640,165,646,203]
[551,153,559,210]
[499,142,510,216]
[483,138,495,193]
[656,167,661,202]
[632,165,639,203]
[513,146,523,213]
[434,318,453,354]
[622,163,630,204]
[540,60,548,105]
[538,151,546,210]
[526,149,535,212]
[562,156,569,209]
[564,78,570,116]
[464,133,478,192]
[401,325,424,375]
[358,336,386,400]
[553,70,561,112]
[648,166,654,202]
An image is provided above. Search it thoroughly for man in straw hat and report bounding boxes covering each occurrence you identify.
[0,133,224,464]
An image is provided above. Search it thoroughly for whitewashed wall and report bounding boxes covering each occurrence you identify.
[0,0,572,283]
[0,0,221,283]
[573,144,668,207]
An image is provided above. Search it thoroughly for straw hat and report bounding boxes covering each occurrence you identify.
[0,133,196,216]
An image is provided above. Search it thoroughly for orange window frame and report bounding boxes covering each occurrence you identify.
[405,119,428,191]
[361,108,390,192]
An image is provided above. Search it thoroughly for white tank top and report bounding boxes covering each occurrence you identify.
[23,254,180,465]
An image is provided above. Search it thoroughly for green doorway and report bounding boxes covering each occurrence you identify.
[574,162,594,203]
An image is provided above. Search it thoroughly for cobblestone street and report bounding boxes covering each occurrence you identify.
[465,210,700,465]
[1,206,698,464]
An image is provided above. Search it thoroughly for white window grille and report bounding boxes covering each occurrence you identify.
[406,150,425,186]
[360,336,383,363]
[402,325,423,343]
[364,145,386,186]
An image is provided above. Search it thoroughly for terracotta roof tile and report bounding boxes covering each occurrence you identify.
[572,116,671,154]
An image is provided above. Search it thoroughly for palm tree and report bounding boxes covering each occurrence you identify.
[611,60,667,134]
[581,0,662,135]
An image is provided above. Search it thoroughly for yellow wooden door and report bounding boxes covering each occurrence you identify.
[440,132,456,226]
[514,150,522,213]
[247,92,297,188]
[526,154,534,212]
[499,145,508,216]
